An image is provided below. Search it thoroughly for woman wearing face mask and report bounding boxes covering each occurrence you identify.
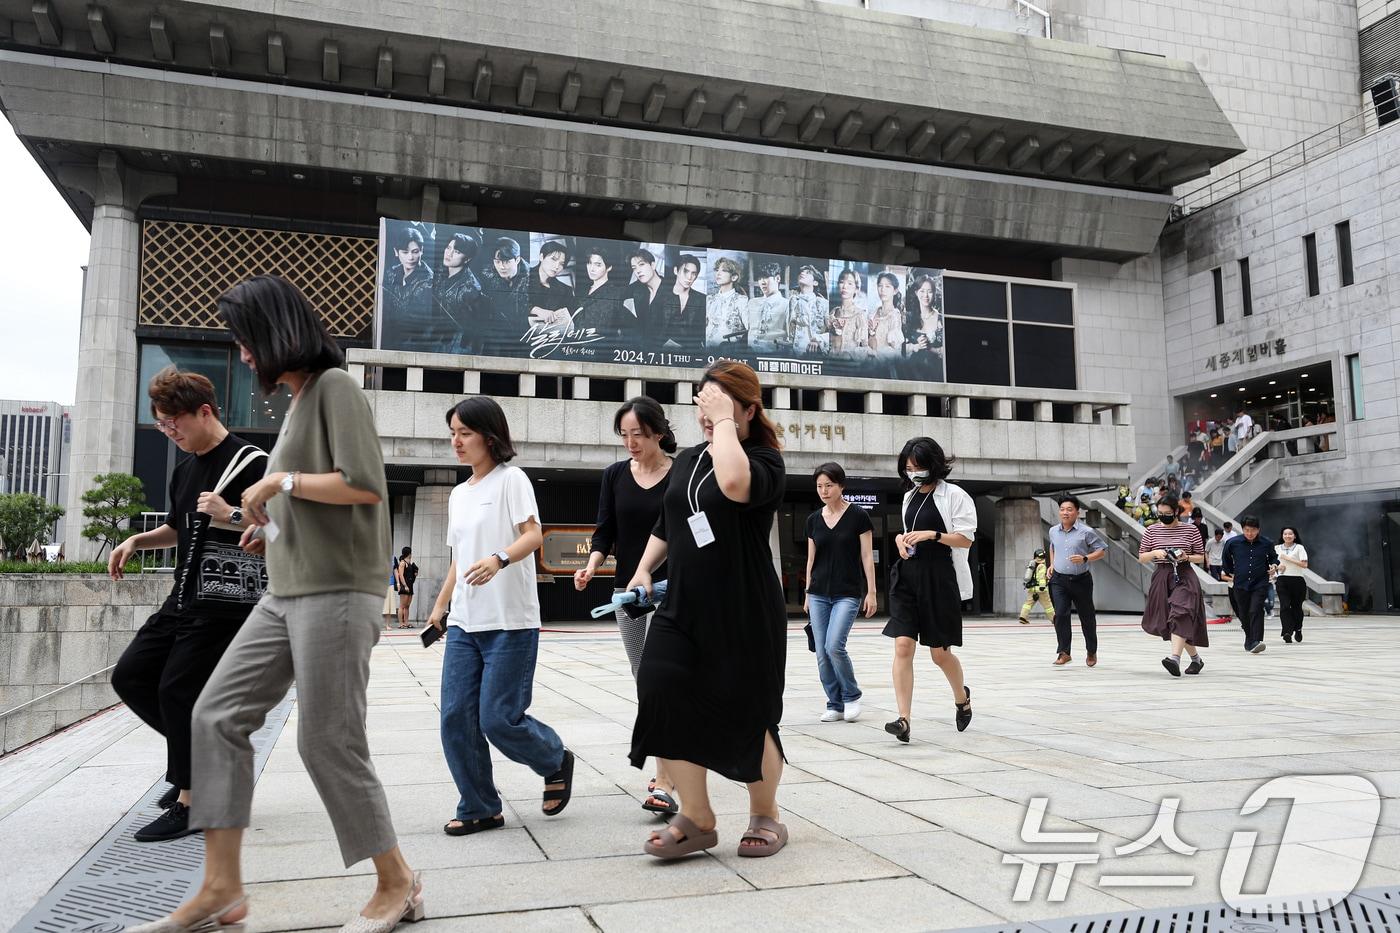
[1138,494,1209,677]
[804,462,877,723]
[575,397,679,814]
[1274,527,1308,644]
[626,361,789,859]
[883,437,977,744]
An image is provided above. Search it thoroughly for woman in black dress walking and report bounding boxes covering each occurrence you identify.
[627,360,789,859]
[884,437,977,743]
[574,396,678,814]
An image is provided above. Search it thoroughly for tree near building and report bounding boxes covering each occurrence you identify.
[81,473,151,558]
[0,493,65,562]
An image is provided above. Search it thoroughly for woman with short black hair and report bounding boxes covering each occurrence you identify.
[426,396,574,837]
[135,275,422,933]
[575,396,678,813]
[804,461,876,723]
[883,436,977,744]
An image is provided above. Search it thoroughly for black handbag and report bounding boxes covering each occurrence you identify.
[176,445,270,614]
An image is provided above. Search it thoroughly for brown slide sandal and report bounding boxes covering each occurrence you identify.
[737,815,789,857]
[643,813,718,859]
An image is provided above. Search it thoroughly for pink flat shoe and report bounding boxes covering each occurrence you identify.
[643,813,718,859]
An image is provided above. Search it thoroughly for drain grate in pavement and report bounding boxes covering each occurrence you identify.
[12,693,293,933]
[947,887,1400,933]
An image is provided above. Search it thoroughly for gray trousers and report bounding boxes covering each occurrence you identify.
[190,591,398,867]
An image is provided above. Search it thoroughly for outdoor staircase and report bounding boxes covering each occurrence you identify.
[1047,423,1346,615]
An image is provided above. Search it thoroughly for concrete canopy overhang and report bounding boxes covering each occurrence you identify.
[2,53,1177,260]
[0,0,1243,197]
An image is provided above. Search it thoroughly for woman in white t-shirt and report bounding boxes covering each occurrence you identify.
[1274,526,1309,644]
[426,397,573,837]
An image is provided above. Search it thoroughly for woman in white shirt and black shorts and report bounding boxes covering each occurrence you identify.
[883,437,977,744]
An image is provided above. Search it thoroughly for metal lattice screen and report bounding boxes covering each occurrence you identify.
[139,220,377,338]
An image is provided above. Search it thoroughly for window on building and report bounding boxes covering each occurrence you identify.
[380,367,408,391]
[423,369,462,394]
[1304,233,1319,297]
[644,381,677,405]
[1239,258,1252,317]
[1347,353,1365,420]
[1212,268,1225,325]
[1335,221,1354,287]
[228,362,293,430]
[479,372,519,397]
[136,343,230,424]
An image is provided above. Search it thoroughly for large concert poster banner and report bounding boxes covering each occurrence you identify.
[375,218,945,382]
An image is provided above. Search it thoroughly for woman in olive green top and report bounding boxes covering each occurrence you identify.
[131,276,422,933]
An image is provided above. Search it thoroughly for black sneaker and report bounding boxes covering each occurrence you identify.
[1294,631,1302,643]
[1184,656,1205,675]
[156,784,180,810]
[1161,656,1181,677]
[1283,633,1292,643]
[134,802,198,842]
[1250,642,1267,654]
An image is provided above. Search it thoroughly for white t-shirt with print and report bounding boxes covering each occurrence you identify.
[446,465,541,632]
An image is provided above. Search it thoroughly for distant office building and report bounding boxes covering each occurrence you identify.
[0,399,72,546]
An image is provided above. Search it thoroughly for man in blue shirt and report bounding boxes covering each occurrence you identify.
[1221,515,1279,654]
[1047,496,1107,667]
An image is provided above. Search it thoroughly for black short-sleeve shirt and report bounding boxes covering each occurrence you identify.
[805,505,874,599]
[162,432,266,617]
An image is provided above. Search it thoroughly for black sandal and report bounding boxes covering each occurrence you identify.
[955,685,972,732]
[642,789,680,816]
[542,749,574,817]
[444,815,505,836]
[884,717,911,743]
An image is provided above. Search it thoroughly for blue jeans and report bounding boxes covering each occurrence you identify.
[440,627,565,821]
[808,595,862,711]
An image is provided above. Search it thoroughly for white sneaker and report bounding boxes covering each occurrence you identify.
[842,700,862,722]
[820,709,843,723]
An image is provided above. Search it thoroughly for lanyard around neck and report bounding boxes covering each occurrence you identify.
[687,446,716,516]
[904,486,935,534]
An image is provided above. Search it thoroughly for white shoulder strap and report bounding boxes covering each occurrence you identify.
[213,445,269,495]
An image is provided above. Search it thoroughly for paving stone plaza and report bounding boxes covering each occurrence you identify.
[4,615,1397,931]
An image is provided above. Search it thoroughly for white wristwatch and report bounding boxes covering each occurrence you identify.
[280,471,298,495]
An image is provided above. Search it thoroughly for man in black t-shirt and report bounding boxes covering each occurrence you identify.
[108,368,266,843]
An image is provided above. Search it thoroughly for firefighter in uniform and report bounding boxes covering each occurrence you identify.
[1019,549,1055,625]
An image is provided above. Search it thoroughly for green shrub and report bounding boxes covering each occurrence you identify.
[0,560,143,574]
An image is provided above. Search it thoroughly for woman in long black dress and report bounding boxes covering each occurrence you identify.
[627,360,788,860]
[574,396,678,814]
[883,436,977,744]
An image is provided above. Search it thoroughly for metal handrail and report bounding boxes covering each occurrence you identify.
[0,664,116,720]
[1174,108,1379,218]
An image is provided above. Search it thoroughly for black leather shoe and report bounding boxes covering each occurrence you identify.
[1283,633,1292,643]
[156,784,180,810]
[1294,631,1302,643]
[1162,655,1181,677]
[955,686,972,732]
[1184,656,1205,675]
[134,802,198,842]
[884,717,911,743]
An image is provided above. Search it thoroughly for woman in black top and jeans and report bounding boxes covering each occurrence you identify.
[575,396,677,814]
[804,462,877,723]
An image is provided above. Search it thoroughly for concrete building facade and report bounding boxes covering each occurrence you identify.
[0,0,1390,616]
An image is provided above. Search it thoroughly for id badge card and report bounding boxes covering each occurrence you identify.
[687,511,716,548]
[263,518,281,544]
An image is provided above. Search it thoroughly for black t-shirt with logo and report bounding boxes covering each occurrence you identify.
[161,433,266,617]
